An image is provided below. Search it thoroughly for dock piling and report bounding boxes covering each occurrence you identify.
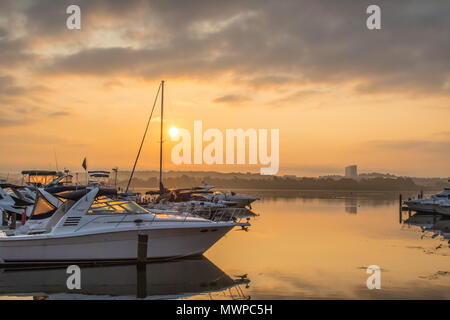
[399,194,403,224]
[137,234,148,263]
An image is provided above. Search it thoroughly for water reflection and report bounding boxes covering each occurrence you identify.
[0,257,250,300]
[403,212,450,242]
[345,198,358,214]
[205,190,450,299]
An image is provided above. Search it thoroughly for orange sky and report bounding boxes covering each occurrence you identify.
[0,1,449,177]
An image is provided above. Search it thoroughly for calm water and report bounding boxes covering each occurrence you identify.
[1,190,449,300]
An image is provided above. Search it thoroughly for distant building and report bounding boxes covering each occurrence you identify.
[345,165,358,179]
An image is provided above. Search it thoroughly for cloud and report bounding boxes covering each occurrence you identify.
[0,38,37,70]
[30,1,450,99]
[0,75,50,104]
[1,0,450,102]
[103,80,124,90]
[0,75,56,127]
[0,76,28,98]
[49,111,71,118]
[0,116,28,127]
[213,94,252,105]
[367,139,450,154]
[267,88,330,108]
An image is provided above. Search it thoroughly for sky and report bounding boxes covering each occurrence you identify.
[0,0,449,177]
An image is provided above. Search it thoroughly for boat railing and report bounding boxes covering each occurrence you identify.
[205,207,250,223]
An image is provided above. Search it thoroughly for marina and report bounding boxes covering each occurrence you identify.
[1,190,449,299]
[0,81,257,266]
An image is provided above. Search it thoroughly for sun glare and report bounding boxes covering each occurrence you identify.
[169,127,179,138]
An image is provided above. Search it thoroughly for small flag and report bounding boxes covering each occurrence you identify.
[82,157,87,171]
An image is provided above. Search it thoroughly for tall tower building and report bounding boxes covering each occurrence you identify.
[345,165,358,179]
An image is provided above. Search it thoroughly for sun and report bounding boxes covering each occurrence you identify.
[169,127,179,138]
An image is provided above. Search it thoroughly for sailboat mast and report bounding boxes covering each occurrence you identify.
[159,80,164,194]
[124,82,162,193]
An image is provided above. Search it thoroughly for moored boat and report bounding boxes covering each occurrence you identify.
[0,187,249,265]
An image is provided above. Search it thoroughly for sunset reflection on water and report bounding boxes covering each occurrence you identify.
[202,190,450,299]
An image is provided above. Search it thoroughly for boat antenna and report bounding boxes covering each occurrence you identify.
[159,80,164,195]
[125,82,162,193]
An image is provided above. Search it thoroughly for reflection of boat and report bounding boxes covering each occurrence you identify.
[435,199,450,216]
[403,213,442,229]
[0,187,249,264]
[430,219,450,237]
[0,257,250,299]
[403,212,450,241]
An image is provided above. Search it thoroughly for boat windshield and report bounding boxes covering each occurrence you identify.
[30,192,57,220]
[88,198,148,215]
[26,175,59,186]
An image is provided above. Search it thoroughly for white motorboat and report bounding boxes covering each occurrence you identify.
[0,184,36,226]
[0,187,249,265]
[404,188,450,213]
[1,184,65,229]
[0,185,25,215]
[203,191,259,208]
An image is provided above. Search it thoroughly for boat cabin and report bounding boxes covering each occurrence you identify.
[21,170,73,187]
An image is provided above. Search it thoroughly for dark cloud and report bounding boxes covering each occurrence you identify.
[0,38,36,69]
[23,0,148,38]
[1,0,450,100]
[213,94,252,105]
[0,76,27,98]
[0,76,49,103]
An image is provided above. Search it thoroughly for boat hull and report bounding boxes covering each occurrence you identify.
[0,225,233,264]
